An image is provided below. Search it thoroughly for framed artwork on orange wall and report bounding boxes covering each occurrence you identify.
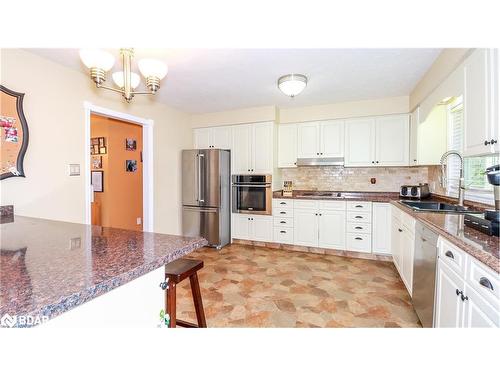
[91,171,103,192]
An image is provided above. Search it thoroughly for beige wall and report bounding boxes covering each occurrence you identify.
[0,49,191,235]
[190,105,277,128]
[410,48,471,111]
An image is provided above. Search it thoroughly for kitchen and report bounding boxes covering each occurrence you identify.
[1,39,499,375]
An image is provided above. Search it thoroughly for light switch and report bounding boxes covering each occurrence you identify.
[69,164,80,176]
[137,217,142,225]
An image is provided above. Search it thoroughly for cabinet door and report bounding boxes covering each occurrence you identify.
[344,118,375,167]
[489,49,499,153]
[212,127,232,149]
[193,128,211,149]
[435,260,464,328]
[293,209,318,247]
[251,215,274,242]
[391,217,402,272]
[278,124,297,168]
[252,122,273,174]
[372,203,391,255]
[319,120,344,157]
[409,107,419,166]
[318,210,346,250]
[375,115,409,166]
[400,229,414,296]
[231,125,252,174]
[462,284,500,327]
[464,49,491,156]
[232,214,250,240]
[297,123,320,158]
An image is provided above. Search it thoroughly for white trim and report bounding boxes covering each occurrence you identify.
[83,102,154,232]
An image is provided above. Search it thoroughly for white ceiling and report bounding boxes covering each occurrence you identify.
[29,48,441,114]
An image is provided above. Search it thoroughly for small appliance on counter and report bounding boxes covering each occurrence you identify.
[464,164,500,237]
[283,180,293,197]
[399,183,430,199]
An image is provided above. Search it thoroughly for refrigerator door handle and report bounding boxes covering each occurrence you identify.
[183,206,218,213]
[198,153,205,203]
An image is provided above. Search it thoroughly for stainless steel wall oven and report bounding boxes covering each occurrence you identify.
[232,175,272,215]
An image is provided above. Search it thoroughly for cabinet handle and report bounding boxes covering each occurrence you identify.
[491,139,498,145]
[445,250,454,259]
[355,226,363,229]
[354,237,363,240]
[479,277,494,291]
[280,221,286,224]
[376,161,379,164]
[355,205,363,208]
[280,212,286,214]
[280,202,287,205]
[355,215,363,219]
[455,289,461,296]
[484,140,491,145]
[371,161,375,164]
[398,228,403,232]
[319,213,322,216]
[280,230,286,234]
[460,294,469,302]
[315,213,318,216]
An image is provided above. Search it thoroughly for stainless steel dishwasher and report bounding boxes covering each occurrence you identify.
[412,222,440,327]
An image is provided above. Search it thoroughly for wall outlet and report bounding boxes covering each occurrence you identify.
[68,164,80,176]
[69,237,81,250]
[137,217,142,225]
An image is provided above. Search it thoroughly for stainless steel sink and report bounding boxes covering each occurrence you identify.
[296,192,344,198]
[400,200,482,214]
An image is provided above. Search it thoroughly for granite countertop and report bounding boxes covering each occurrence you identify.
[273,190,401,202]
[392,201,499,273]
[0,216,208,327]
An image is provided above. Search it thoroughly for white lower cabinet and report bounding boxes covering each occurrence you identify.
[346,201,372,253]
[434,238,500,328]
[232,214,273,242]
[318,210,346,250]
[372,203,391,254]
[390,206,415,296]
[293,209,319,247]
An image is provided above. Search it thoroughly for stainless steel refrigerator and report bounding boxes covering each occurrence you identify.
[182,149,231,249]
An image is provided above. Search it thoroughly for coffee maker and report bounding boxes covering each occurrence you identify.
[464,164,500,236]
[485,164,500,223]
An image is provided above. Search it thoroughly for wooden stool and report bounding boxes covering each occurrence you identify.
[164,258,207,328]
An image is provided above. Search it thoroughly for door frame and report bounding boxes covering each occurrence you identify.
[83,101,154,232]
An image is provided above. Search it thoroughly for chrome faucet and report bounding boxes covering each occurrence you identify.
[440,150,465,206]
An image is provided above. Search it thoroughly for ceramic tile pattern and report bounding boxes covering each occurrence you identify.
[175,244,422,328]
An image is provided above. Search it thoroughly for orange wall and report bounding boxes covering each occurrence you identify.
[91,114,143,231]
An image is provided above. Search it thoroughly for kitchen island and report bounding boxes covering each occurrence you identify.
[0,216,207,327]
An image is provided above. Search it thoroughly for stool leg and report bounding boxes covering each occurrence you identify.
[166,279,176,328]
[189,273,207,328]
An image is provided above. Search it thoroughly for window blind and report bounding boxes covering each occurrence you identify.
[447,104,463,196]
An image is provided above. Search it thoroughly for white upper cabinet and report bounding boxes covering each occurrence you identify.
[297,122,320,158]
[232,124,252,174]
[319,120,344,157]
[231,122,273,174]
[375,115,409,166]
[464,48,499,156]
[193,128,212,149]
[278,124,298,168]
[193,126,232,149]
[252,122,273,174]
[345,115,409,167]
[409,107,419,166]
[344,117,376,166]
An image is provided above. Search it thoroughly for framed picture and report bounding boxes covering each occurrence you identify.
[91,138,99,146]
[98,137,105,147]
[91,171,103,192]
[126,159,137,172]
[93,145,99,154]
[125,138,136,151]
[91,156,102,169]
[99,146,106,154]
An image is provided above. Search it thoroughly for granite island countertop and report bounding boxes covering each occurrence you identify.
[0,216,208,327]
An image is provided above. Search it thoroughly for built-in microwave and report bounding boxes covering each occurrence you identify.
[232,175,272,215]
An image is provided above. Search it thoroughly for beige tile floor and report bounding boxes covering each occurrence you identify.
[176,244,421,328]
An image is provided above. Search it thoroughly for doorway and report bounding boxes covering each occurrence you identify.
[90,114,143,230]
[84,102,154,231]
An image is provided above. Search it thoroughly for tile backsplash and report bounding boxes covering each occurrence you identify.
[280,166,435,192]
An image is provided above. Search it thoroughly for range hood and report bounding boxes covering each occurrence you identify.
[296,157,344,167]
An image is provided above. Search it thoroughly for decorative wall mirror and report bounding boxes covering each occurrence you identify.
[0,85,29,180]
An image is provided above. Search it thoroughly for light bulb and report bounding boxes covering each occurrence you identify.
[79,49,115,71]
[278,74,308,97]
[138,58,168,80]
[112,71,141,89]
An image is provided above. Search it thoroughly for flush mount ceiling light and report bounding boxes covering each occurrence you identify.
[277,74,308,97]
[79,48,168,103]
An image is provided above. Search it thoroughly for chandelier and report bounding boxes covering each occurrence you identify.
[79,48,168,102]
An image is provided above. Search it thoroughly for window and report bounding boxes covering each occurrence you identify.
[446,98,463,196]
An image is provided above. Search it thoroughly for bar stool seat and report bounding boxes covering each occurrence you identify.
[164,258,207,328]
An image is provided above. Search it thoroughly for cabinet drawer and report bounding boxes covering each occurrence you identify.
[273,217,294,228]
[294,200,319,210]
[438,238,466,276]
[466,256,500,308]
[319,200,346,211]
[347,201,372,212]
[347,211,372,223]
[347,222,372,234]
[273,227,294,244]
[274,208,293,218]
[346,233,372,253]
[273,199,294,208]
